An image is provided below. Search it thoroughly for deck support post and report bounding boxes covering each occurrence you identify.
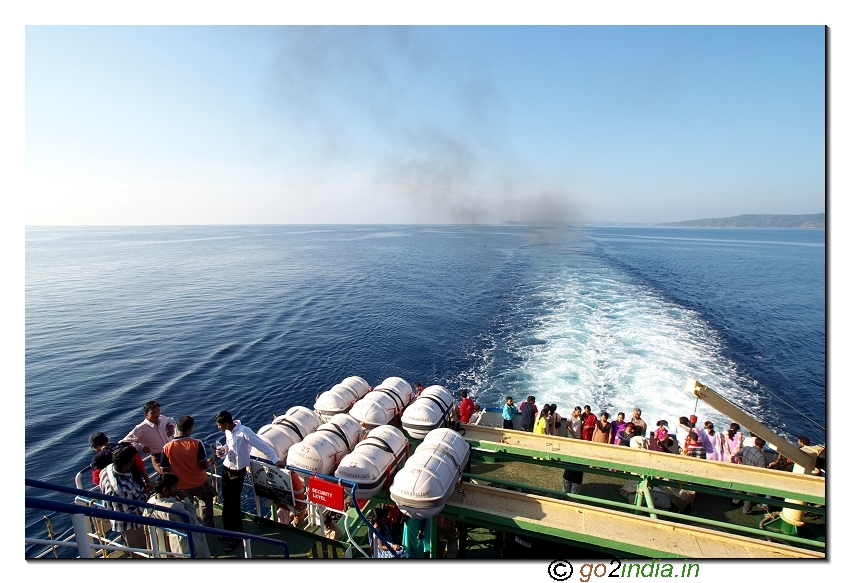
[429,512,438,559]
[638,478,658,520]
[70,514,95,558]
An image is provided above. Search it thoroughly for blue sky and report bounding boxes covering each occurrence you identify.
[24,25,825,224]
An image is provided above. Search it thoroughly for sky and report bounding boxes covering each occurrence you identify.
[23,24,825,225]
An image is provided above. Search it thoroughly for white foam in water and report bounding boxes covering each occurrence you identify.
[469,263,772,437]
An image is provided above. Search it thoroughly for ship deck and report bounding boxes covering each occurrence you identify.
[35,419,824,559]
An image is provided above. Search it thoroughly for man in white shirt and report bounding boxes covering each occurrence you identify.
[122,400,176,474]
[214,410,283,553]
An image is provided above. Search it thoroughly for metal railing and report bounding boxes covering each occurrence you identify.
[26,479,290,558]
[38,452,392,559]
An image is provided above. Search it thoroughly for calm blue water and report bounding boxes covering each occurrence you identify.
[25,225,824,528]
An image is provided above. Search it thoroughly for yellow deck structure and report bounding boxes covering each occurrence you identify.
[444,483,823,558]
[462,425,825,504]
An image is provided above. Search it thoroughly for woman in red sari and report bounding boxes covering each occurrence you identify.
[581,405,597,441]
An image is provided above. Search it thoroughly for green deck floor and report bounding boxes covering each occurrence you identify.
[193,456,823,559]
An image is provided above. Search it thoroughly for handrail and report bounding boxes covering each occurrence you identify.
[26,479,290,558]
[61,460,389,558]
[28,478,194,523]
[30,478,197,556]
[25,497,291,558]
[26,497,197,557]
[74,464,94,489]
[74,450,158,489]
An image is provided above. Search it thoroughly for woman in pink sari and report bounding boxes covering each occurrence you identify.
[702,421,724,461]
[721,422,743,463]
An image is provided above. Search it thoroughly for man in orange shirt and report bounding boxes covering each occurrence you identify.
[160,416,216,527]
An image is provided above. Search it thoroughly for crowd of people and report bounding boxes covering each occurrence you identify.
[499,394,812,463]
[87,399,283,555]
[86,390,824,557]
[496,395,825,515]
[501,396,658,446]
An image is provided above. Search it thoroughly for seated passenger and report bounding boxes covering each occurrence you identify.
[653,420,669,452]
[146,473,211,558]
[615,422,636,446]
[369,509,407,558]
[662,437,680,455]
[324,512,343,540]
[675,416,692,452]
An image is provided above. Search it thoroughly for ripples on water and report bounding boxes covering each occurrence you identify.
[26,225,825,493]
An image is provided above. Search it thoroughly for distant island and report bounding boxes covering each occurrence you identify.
[658,213,824,229]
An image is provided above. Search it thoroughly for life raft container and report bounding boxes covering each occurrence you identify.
[315,376,371,422]
[389,428,470,519]
[286,413,364,475]
[400,385,454,439]
[380,377,415,403]
[349,377,415,429]
[250,406,322,463]
[334,424,409,499]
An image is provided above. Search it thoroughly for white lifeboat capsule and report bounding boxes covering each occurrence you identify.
[314,376,372,422]
[287,413,364,475]
[250,406,322,463]
[335,424,409,499]
[401,385,454,439]
[389,428,470,519]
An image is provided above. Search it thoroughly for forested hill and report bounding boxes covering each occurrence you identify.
[658,213,824,228]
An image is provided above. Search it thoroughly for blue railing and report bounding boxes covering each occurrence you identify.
[32,457,394,559]
[26,479,290,558]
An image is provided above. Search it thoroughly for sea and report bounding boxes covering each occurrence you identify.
[24,225,825,538]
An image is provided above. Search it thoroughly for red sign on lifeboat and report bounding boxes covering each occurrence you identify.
[308,477,346,512]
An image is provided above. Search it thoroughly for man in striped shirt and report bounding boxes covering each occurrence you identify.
[733,437,767,514]
[99,445,149,553]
